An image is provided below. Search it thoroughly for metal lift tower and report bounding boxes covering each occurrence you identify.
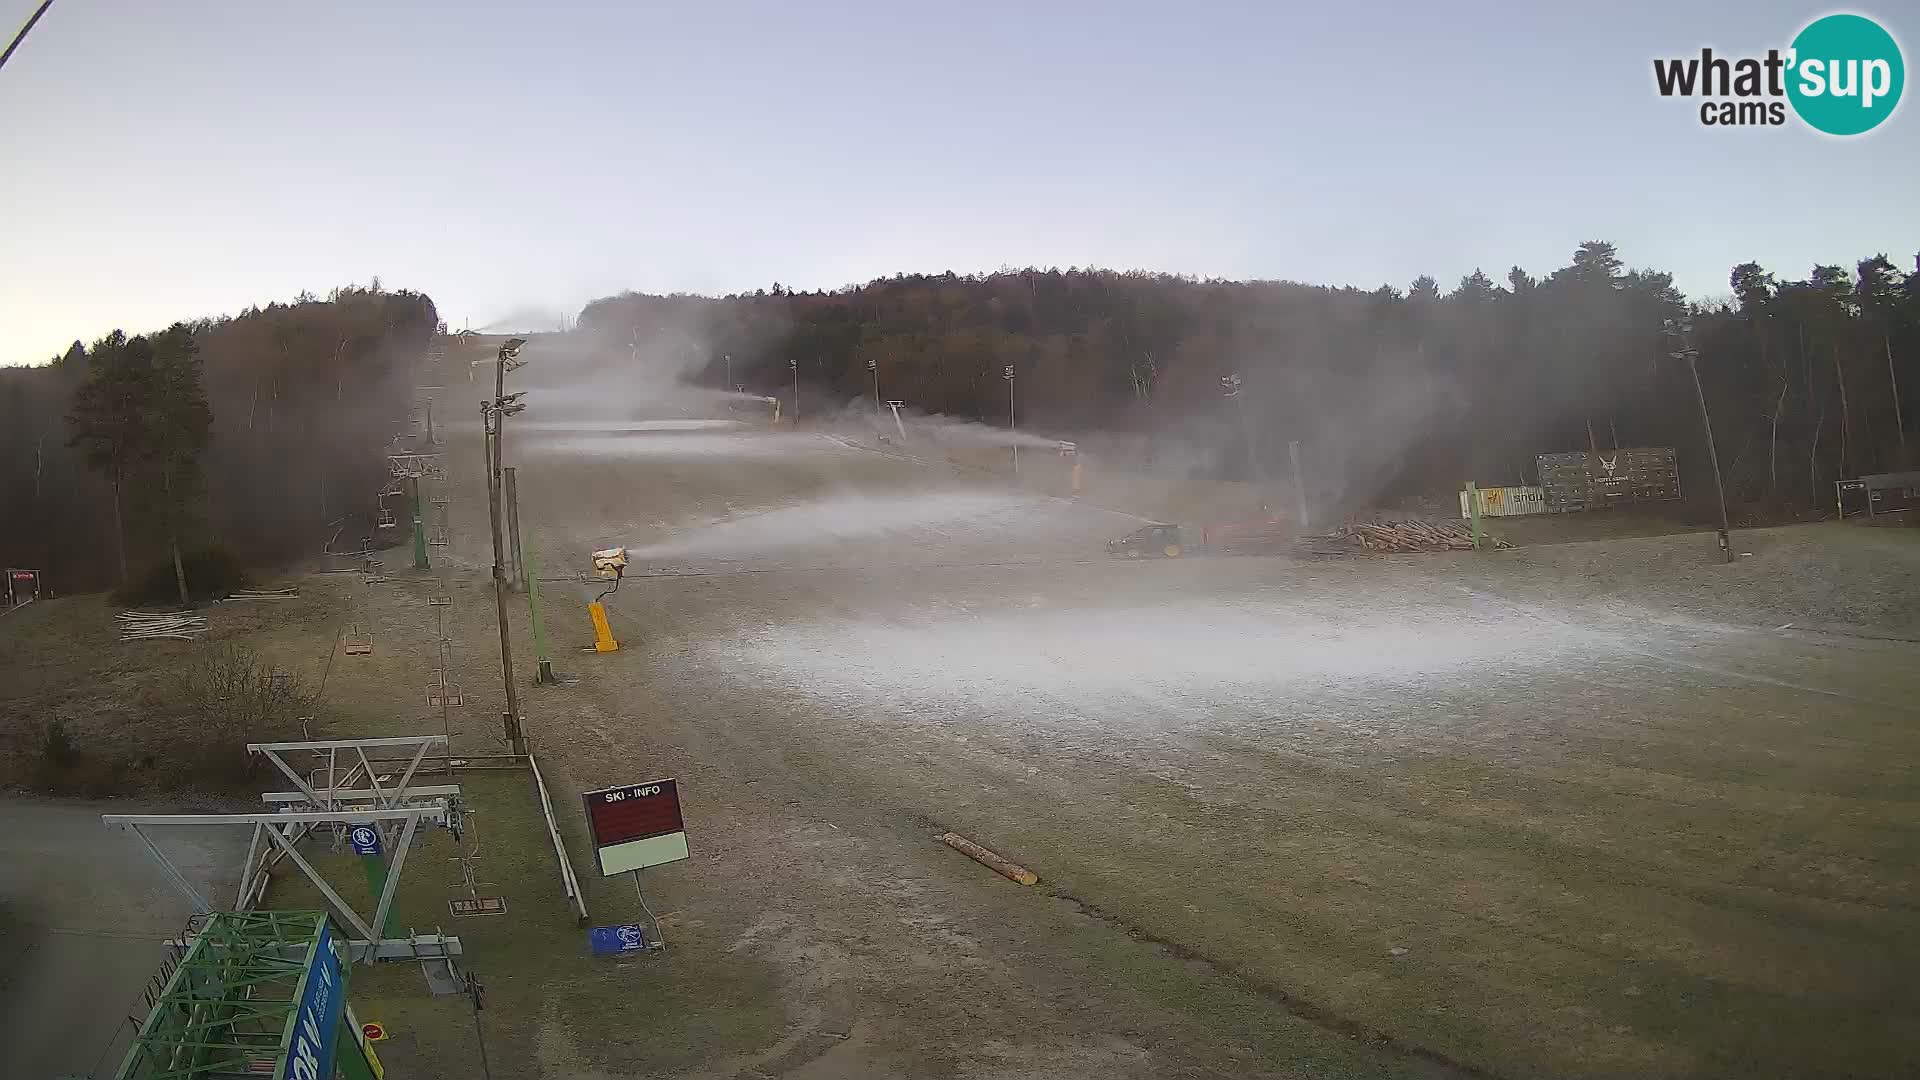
[114,910,381,1080]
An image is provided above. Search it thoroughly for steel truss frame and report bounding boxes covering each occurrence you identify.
[248,735,451,812]
[113,909,335,1080]
[103,805,461,965]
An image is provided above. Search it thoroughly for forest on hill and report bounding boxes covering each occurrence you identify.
[580,242,1918,517]
[4,241,1914,599]
[0,285,438,596]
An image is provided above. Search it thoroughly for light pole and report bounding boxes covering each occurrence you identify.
[484,337,530,756]
[724,353,733,393]
[1222,373,1263,483]
[1004,365,1017,476]
[868,358,880,410]
[789,357,799,424]
[1664,317,1734,563]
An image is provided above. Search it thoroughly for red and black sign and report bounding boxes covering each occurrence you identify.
[582,779,685,848]
[5,568,40,607]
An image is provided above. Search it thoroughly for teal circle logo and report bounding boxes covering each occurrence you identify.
[1787,14,1904,135]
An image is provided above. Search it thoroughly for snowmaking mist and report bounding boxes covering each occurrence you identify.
[492,312,768,425]
[516,419,747,433]
[521,429,830,461]
[826,400,1071,451]
[619,490,1061,563]
[911,415,1068,451]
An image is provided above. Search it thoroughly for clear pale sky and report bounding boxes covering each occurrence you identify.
[3,1,1915,364]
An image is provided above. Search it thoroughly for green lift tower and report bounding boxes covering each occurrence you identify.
[115,910,383,1080]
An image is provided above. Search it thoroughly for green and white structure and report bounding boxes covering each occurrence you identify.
[113,910,382,1080]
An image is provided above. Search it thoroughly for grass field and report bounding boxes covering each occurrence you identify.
[261,769,787,1079]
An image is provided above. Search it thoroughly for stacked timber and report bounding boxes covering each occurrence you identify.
[1298,519,1511,555]
[221,587,299,602]
[117,609,209,641]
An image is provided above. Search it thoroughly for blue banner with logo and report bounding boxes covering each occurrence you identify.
[281,922,345,1080]
[348,825,383,856]
[589,924,650,956]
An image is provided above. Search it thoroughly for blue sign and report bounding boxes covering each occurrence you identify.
[589,924,650,956]
[282,922,345,1080]
[348,825,382,856]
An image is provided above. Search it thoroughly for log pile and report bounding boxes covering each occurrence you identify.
[117,609,209,641]
[220,587,299,602]
[1299,519,1511,555]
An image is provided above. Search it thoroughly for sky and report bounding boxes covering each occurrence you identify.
[3,0,1916,364]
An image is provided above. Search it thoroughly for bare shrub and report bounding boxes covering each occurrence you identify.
[40,720,79,769]
[160,644,317,788]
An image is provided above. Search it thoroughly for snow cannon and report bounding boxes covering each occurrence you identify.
[592,547,628,580]
[1057,442,1082,494]
[587,546,626,653]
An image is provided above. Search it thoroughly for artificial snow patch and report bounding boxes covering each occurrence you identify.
[702,594,1617,733]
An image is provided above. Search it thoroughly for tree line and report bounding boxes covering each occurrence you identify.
[581,243,1917,517]
[0,285,439,598]
[5,245,1912,601]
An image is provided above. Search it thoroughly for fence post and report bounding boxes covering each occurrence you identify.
[525,532,555,685]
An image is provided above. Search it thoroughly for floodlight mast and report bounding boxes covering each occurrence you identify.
[485,336,531,756]
[1004,365,1017,475]
[1663,318,1734,563]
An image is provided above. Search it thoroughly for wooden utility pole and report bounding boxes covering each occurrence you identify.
[1687,351,1735,564]
[482,339,529,755]
[504,467,526,590]
[1668,318,1733,564]
[482,401,524,755]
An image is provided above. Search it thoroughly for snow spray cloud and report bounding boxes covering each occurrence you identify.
[521,429,827,462]
[513,418,747,434]
[910,412,1072,451]
[817,397,1072,450]
[620,490,1055,562]
[500,294,776,426]
[1290,345,1472,514]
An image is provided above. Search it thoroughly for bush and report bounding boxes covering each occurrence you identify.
[29,720,126,796]
[162,643,315,790]
[116,544,248,607]
[40,720,78,769]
